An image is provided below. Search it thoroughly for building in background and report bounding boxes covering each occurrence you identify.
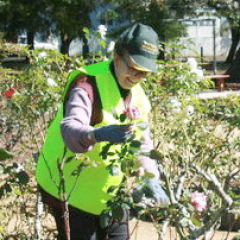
[17,30,61,51]
[178,16,231,61]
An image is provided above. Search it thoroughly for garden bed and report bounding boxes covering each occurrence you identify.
[129,220,240,240]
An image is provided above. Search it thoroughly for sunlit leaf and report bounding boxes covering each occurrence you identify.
[0,149,13,161]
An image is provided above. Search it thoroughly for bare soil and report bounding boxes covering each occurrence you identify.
[129,220,240,240]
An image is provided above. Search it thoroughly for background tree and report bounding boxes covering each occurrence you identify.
[2,0,240,71]
[204,0,240,64]
[205,0,240,81]
[0,0,50,49]
[47,0,96,54]
[104,0,189,43]
[0,0,96,53]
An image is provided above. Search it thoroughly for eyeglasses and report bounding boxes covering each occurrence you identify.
[122,56,150,78]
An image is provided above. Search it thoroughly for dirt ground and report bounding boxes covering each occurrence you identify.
[6,215,240,240]
[129,220,240,240]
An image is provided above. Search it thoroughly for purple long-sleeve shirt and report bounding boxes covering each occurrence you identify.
[60,75,159,179]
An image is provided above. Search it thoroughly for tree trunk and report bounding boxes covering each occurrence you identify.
[225,27,240,64]
[27,31,35,50]
[226,46,240,82]
[158,43,165,60]
[5,31,18,43]
[60,31,71,55]
[82,36,89,59]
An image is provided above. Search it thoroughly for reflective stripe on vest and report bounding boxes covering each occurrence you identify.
[36,60,151,215]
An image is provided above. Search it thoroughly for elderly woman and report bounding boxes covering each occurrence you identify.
[36,23,169,240]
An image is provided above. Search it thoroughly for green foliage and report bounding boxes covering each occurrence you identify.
[104,0,190,42]
[142,49,240,238]
[0,0,96,52]
[0,149,13,161]
[0,0,51,46]
[0,42,88,239]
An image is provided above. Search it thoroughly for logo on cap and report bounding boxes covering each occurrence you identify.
[141,41,158,54]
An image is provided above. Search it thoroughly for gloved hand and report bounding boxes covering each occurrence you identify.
[94,124,133,144]
[133,178,170,205]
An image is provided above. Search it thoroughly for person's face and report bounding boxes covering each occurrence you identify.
[114,52,150,90]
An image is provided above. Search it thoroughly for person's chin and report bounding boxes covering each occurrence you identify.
[125,77,135,88]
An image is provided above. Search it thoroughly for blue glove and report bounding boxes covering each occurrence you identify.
[133,178,170,205]
[94,124,132,144]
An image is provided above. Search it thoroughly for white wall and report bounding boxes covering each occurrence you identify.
[177,17,231,60]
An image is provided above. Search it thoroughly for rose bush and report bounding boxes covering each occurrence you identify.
[0,41,87,239]
[142,48,240,239]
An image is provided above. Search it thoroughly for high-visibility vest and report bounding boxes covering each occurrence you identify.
[36,60,151,215]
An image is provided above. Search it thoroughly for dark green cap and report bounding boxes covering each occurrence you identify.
[120,23,159,72]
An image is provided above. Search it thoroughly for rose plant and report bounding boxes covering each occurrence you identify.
[142,49,240,239]
[0,41,88,239]
[99,104,154,230]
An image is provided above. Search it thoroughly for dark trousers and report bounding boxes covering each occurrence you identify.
[39,187,129,240]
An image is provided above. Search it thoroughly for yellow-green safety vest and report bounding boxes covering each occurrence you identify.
[36,60,151,215]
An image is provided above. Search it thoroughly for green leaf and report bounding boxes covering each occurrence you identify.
[0,227,5,234]
[99,39,106,48]
[4,183,12,193]
[144,172,155,178]
[100,143,113,159]
[189,217,202,227]
[130,140,141,148]
[150,149,163,161]
[0,183,12,198]
[15,171,29,184]
[107,185,118,193]
[64,156,75,163]
[112,207,123,220]
[120,113,127,122]
[107,152,115,156]
[13,188,22,196]
[0,149,13,161]
[100,211,112,228]
[83,27,89,35]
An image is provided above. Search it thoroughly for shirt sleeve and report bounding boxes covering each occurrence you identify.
[60,87,97,153]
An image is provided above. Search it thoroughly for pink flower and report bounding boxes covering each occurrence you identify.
[190,191,207,212]
[137,167,145,177]
[124,106,141,120]
[5,86,17,99]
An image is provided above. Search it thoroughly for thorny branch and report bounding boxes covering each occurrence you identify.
[190,163,233,206]
[156,159,239,240]
[58,146,70,240]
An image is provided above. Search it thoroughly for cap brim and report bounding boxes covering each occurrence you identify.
[130,54,158,72]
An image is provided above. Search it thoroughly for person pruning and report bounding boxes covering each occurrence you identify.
[36,23,169,240]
